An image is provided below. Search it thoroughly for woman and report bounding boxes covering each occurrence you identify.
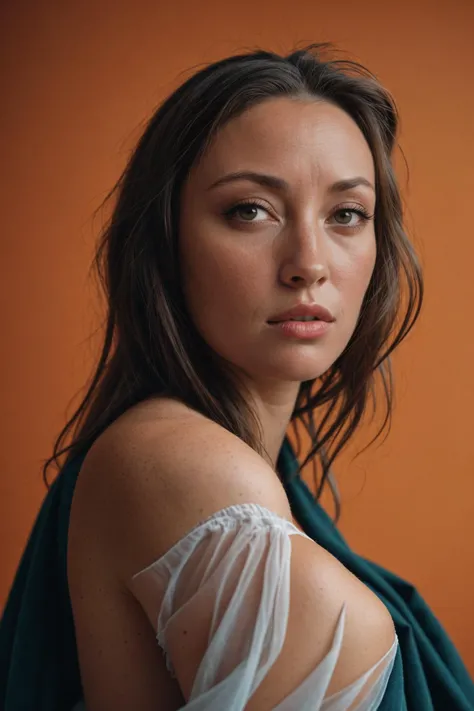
[1,44,473,710]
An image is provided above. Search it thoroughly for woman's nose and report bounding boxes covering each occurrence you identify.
[279,226,330,288]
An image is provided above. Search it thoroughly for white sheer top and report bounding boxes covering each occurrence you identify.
[130,503,398,710]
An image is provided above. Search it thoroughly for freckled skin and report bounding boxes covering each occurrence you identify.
[179,97,377,389]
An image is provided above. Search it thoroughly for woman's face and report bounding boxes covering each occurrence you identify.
[179,97,377,387]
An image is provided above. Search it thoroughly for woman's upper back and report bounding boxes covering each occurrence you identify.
[67,397,396,710]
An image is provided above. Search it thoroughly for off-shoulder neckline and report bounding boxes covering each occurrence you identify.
[131,502,309,580]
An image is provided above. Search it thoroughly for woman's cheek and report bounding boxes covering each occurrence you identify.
[339,243,376,295]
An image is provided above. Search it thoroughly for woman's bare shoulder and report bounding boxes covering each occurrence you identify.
[87,394,288,504]
[72,396,292,577]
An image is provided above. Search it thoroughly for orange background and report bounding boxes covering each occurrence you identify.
[1,0,473,673]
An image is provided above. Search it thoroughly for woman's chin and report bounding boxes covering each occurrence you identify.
[254,357,332,384]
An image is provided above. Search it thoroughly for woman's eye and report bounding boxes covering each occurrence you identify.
[331,208,371,228]
[225,202,270,223]
[334,209,355,224]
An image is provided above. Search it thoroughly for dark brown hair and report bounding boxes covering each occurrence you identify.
[42,43,423,521]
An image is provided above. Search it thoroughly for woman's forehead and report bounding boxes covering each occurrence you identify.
[188,97,375,191]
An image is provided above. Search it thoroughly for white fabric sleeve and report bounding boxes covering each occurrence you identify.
[130,503,398,711]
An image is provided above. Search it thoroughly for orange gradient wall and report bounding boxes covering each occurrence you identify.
[1,0,473,672]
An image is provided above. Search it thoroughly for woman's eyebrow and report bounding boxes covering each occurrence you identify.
[207,171,375,194]
[329,177,375,194]
[207,171,287,192]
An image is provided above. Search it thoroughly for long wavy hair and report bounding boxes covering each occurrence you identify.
[41,43,423,522]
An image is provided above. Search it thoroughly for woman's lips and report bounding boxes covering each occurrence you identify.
[268,319,332,339]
